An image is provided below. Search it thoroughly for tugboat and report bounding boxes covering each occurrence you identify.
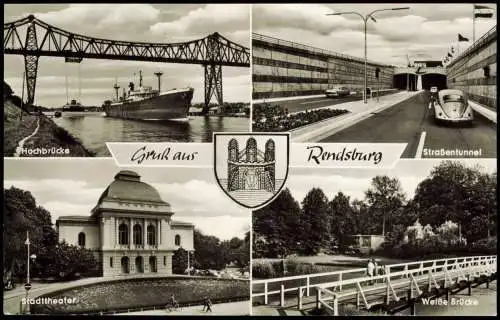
[102,71,194,121]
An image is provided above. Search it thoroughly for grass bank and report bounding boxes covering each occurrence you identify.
[3,99,93,157]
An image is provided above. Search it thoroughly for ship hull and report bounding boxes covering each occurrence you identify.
[103,88,193,121]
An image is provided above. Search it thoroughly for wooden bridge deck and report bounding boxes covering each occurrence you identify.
[252,255,497,316]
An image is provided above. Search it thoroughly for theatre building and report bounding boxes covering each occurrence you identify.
[56,170,194,276]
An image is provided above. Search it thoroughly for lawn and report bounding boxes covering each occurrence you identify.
[31,277,249,314]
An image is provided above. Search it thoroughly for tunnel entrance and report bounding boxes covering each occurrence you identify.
[393,74,418,91]
[421,73,447,90]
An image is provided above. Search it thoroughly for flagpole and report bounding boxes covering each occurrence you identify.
[473,4,476,43]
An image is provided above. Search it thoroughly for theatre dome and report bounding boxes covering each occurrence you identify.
[96,170,167,205]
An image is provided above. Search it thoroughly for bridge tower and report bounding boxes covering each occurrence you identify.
[24,15,39,106]
[203,32,223,114]
[154,72,163,93]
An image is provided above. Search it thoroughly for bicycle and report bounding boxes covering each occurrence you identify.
[164,302,181,313]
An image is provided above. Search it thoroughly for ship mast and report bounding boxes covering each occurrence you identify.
[139,70,143,88]
[113,78,120,102]
[154,72,163,93]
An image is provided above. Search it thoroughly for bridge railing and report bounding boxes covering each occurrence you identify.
[312,255,496,313]
[252,255,496,305]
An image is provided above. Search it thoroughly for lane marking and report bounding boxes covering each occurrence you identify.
[415,131,427,158]
[299,99,336,105]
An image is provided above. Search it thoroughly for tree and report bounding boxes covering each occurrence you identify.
[300,188,330,255]
[328,192,357,249]
[365,176,406,236]
[39,241,99,280]
[3,187,57,278]
[231,232,250,269]
[172,247,189,274]
[253,188,302,258]
[193,229,230,270]
[414,161,496,243]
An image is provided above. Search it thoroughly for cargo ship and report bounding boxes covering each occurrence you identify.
[62,99,85,112]
[102,71,194,121]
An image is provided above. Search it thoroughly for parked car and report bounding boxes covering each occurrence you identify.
[433,89,473,125]
[325,86,350,98]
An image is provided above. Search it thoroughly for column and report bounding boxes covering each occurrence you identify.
[143,218,147,247]
[115,218,118,248]
[417,75,422,91]
[157,218,160,246]
[129,218,133,248]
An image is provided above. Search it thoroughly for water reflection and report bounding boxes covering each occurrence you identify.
[53,114,249,156]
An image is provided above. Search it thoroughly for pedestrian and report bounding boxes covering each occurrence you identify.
[202,296,208,312]
[367,259,375,285]
[205,297,212,312]
[373,259,379,283]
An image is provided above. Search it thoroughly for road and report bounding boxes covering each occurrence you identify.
[319,91,496,158]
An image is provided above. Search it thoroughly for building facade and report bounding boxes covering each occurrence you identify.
[56,170,194,277]
[227,137,275,192]
[252,33,395,99]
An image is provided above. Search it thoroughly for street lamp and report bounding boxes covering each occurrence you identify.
[327,7,410,104]
[24,232,36,314]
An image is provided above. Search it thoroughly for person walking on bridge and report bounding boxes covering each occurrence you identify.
[367,259,375,285]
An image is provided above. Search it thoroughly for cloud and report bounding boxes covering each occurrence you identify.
[252,4,497,66]
[155,180,249,217]
[173,215,250,240]
[34,4,161,38]
[253,4,359,36]
[150,4,249,39]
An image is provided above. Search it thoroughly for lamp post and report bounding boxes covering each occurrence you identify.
[327,7,410,104]
[24,232,36,314]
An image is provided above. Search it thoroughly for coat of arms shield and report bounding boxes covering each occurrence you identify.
[213,133,289,209]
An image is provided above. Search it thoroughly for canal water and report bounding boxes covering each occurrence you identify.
[51,113,250,156]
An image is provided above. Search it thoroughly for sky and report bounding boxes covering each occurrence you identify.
[4,158,250,241]
[285,159,497,205]
[253,3,497,66]
[3,4,251,107]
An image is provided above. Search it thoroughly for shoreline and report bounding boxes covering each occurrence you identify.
[4,99,94,157]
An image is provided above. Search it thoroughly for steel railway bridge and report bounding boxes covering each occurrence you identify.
[3,15,250,112]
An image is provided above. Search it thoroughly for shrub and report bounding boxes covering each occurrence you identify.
[252,103,348,132]
[252,261,277,279]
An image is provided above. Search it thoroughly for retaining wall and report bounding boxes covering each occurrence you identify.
[252,33,395,99]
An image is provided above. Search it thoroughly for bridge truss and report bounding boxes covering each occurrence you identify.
[3,15,250,110]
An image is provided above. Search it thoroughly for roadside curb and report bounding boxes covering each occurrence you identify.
[469,100,497,124]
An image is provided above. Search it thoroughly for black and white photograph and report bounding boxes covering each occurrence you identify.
[214,133,289,209]
[251,159,496,316]
[251,4,496,158]
[3,4,251,157]
[3,159,250,315]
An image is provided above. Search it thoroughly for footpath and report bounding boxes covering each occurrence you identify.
[119,301,250,316]
[290,91,423,142]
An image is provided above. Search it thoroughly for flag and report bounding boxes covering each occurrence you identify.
[474,5,494,18]
[458,34,469,42]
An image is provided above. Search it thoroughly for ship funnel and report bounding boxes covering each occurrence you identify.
[154,72,164,93]
[129,82,135,92]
